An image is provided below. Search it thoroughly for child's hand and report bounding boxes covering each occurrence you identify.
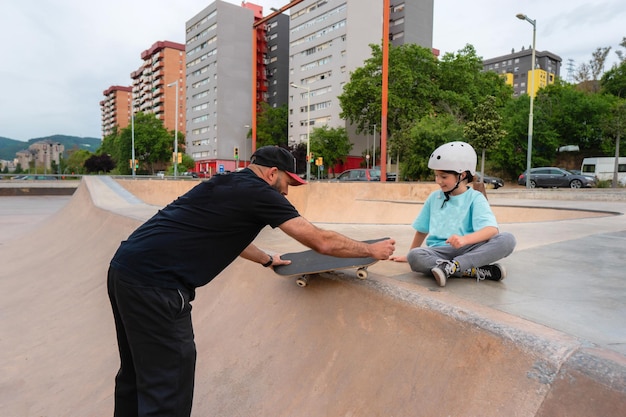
[389,255,408,263]
[445,234,466,249]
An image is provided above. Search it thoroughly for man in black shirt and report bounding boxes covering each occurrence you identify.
[107,146,396,417]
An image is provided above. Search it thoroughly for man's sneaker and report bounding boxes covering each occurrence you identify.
[465,263,506,282]
[431,259,457,287]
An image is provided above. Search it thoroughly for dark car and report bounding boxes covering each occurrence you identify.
[333,168,381,182]
[517,167,597,189]
[475,171,504,189]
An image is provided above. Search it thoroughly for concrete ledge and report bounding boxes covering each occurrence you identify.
[0,181,79,196]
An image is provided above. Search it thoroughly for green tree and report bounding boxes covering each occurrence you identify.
[309,125,353,178]
[436,45,512,122]
[116,112,173,174]
[601,60,626,97]
[402,113,463,181]
[66,149,92,174]
[464,95,506,178]
[339,43,439,136]
[255,103,288,148]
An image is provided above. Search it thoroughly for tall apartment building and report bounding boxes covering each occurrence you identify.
[288,0,433,161]
[483,47,562,97]
[389,0,433,47]
[185,1,262,174]
[100,41,185,140]
[264,12,291,109]
[288,0,380,157]
[100,86,132,137]
[131,41,186,133]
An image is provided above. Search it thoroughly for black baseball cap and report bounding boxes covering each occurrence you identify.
[250,146,307,186]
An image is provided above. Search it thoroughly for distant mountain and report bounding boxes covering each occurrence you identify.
[0,135,101,160]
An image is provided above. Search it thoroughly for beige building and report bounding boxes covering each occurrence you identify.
[15,141,65,173]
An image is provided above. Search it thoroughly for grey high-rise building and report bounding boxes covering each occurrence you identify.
[288,0,434,164]
[264,13,290,109]
[389,0,433,47]
[483,47,562,98]
[185,1,290,174]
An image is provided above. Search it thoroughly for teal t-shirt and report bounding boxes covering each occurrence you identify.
[412,188,498,247]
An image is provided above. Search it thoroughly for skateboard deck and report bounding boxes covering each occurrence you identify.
[273,238,388,287]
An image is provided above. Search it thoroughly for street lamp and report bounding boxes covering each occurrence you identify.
[517,13,536,189]
[290,82,311,181]
[167,80,180,178]
[131,96,136,177]
[243,125,250,168]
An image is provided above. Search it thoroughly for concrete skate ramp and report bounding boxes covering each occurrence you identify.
[1,177,625,416]
[118,179,611,224]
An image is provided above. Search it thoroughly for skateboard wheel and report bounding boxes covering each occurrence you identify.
[296,276,308,287]
[356,268,368,279]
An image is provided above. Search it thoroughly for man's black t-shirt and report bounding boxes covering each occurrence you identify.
[110,169,300,291]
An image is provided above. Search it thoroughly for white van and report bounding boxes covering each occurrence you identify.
[581,157,626,184]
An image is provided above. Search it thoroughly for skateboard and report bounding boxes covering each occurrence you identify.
[273,238,388,287]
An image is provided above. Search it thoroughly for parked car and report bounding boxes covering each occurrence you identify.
[517,167,597,189]
[386,172,397,182]
[15,175,57,180]
[333,168,381,182]
[180,171,199,178]
[475,171,504,189]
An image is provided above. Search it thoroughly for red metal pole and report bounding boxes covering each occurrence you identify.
[380,0,390,181]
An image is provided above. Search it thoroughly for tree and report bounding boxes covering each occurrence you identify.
[401,113,463,181]
[339,43,439,136]
[464,95,506,180]
[436,45,512,122]
[65,149,92,174]
[84,154,115,173]
[115,112,173,174]
[309,125,353,178]
[255,103,288,148]
[601,60,626,97]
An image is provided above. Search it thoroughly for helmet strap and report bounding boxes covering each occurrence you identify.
[441,173,463,208]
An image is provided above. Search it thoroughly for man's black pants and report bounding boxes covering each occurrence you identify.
[107,267,196,417]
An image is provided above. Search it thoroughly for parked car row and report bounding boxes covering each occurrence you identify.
[12,175,58,180]
[517,167,597,189]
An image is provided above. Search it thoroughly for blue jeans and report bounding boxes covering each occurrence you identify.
[107,267,196,417]
[407,232,517,277]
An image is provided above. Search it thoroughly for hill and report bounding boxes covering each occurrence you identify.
[0,135,101,160]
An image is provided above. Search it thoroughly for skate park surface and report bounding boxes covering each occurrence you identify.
[1,176,625,416]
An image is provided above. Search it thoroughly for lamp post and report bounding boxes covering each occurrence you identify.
[243,124,250,168]
[131,95,136,177]
[290,82,311,181]
[517,13,536,189]
[167,80,179,178]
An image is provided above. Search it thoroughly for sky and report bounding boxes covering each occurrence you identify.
[0,0,624,142]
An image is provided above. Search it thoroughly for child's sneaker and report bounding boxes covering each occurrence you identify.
[464,264,506,282]
[431,259,457,287]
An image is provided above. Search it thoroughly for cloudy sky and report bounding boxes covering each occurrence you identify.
[0,0,623,142]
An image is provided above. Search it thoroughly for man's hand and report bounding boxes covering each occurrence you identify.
[369,238,396,260]
[270,254,291,267]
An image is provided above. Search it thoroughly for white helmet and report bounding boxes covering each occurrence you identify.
[428,141,477,175]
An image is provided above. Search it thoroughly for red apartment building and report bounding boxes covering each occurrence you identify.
[101,41,186,139]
